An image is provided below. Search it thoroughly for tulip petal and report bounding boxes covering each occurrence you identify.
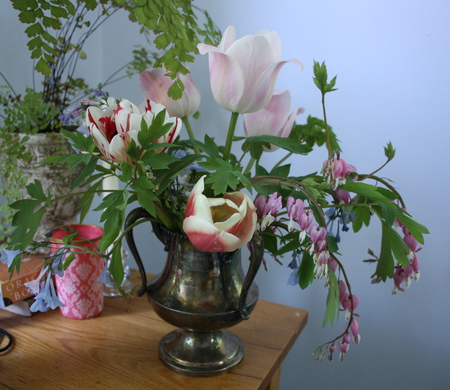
[183,176,257,252]
[207,51,246,112]
[256,29,282,60]
[219,25,237,52]
[109,133,132,162]
[245,58,303,113]
[90,126,111,159]
[183,216,242,252]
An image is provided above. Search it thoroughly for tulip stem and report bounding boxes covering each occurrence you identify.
[223,112,240,161]
[243,157,256,175]
[272,151,293,171]
[182,117,200,154]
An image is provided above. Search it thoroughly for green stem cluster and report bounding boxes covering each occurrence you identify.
[223,112,240,161]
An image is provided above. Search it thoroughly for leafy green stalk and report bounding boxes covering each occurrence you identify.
[312,61,338,158]
[182,117,199,154]
[223,112,240,161]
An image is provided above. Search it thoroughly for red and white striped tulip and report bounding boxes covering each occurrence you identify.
[183,176,257,252]
[86,98,181,163]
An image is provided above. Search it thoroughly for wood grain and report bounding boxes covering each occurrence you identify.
[0,271,307,390]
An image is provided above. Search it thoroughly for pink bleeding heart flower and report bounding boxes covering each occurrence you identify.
[323,158,357,190]
[86,98,181,163]
[139,66,201,118]
[244,90,304,151]
[198,25,303,114]
[183,176,257,252]
[308,224,328,244]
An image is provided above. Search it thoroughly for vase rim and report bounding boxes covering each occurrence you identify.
[49,224,104,244]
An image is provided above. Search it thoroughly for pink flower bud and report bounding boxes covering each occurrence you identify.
[244,89,304,151]
[140,66,200,118]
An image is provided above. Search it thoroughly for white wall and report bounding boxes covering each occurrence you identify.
[2,1,449,389]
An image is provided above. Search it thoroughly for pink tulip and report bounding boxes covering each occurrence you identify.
[139,66,201,118]
[86,98,181,163]
[244,90,304,151]
[198,26,303,113]
[183,176,257,252]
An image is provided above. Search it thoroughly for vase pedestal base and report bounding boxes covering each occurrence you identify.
[158,329,245,377]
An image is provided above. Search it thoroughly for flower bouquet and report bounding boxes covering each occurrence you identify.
[2,26,428,361]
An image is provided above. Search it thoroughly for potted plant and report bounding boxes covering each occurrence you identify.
[1,25,428,367]
[0,0,219,244]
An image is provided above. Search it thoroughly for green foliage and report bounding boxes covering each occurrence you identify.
[10,0,218,116]
[342,180,429,281]
[241,134,312,160]
[313,60,338,95]
[298,251,315,289]
[8,181,52,251]
[291,116,341,152]
[116,0,221,99]
[11,0,105,77]
[323,269,340,327]
[0,86,66,242]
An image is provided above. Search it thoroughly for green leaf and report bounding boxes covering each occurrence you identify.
[9,205,48,251]
[242,135,312,160]
[376,221,412,281]
[63,252,75,269]
[395,211,429,245]
[25,180,48,202]
[135,187,159,217]
[61,128,94,152]
[275,237,302,256]
[97,192,126,253]
[118,161,133,182]
[108,243,125,291]
[153,154,199,195]
[343,182,397,207]
[327,235,340,254]
[71,156,98,189]
[18,10,36,23]
[376,224,396,281]
[140,151,178,169]
[126,139,142,163]
[298,251,314,289]
[261,229,278,254]
[204,134,220,158]
[77,181,102,223]
[323,269,340,326]
[352,205,371,232]
[35,57,51,76]
[130,176,156,191]
[62,231,78,245]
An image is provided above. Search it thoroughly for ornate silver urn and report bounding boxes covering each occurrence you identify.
[125,207,264,377]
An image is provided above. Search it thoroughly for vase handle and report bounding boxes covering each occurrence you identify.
[124,207,154,297]
[238,229,264,320]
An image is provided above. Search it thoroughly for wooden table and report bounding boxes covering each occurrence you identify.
[0,271,308,390]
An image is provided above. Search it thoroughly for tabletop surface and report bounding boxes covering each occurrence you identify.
[0,271,308,390]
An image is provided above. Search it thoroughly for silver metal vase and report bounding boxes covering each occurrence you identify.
[125,207,264,377]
